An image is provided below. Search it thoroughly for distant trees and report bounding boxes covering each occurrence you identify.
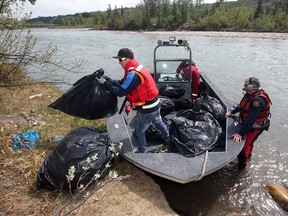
[26,0,288,32]
[252,0,288,31]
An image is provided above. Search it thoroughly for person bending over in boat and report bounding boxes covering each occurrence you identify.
[225,77,272,169]
[96,48,170,153]
[175,60,200,100]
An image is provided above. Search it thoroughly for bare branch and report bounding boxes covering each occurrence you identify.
[59,175,129,216]
[0,0,85,84]
[53,144,127,216]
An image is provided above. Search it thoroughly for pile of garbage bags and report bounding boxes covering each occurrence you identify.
[169,110,223,157]
[146,87,226,157]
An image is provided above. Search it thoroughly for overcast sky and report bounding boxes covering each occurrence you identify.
[23,0,228,18]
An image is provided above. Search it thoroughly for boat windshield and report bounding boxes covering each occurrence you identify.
[155,60,192,83]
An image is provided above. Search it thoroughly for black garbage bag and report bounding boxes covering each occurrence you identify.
[163,112,178,131]
[145,124,163,141]
[173,96,193,111]
[194,92,225,122]
[169,109,223,157]
[49,69,118,120]
[36,126,113,190]
[145,111,177,141]
[159,85,185,98]
[159,96,175,116]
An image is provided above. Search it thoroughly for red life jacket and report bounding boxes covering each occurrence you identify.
[124,59,158,107]
[239,89,272,123]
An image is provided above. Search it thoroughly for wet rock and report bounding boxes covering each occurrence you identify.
[266,183,288,212]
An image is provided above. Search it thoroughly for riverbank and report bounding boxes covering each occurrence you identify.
[0,80,176,215]
[138,30,288,40]
[193,31,288,40]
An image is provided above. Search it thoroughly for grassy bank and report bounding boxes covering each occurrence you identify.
[0,77,176,215]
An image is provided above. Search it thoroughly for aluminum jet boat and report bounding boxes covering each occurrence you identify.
[107,36,243,184]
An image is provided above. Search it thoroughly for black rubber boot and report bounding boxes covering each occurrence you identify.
[237,151,247,169]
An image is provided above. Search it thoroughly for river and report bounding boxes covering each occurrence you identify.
[26,28,288,216]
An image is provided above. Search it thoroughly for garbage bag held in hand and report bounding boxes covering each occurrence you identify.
[36,126,113,190]
[49,69,118,120]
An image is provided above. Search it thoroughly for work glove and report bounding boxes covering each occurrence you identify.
[96,76,106,84]
[103,75,111,82]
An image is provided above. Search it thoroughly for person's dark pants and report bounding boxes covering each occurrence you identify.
[237,129,264,169]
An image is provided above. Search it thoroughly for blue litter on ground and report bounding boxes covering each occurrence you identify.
[10,130,39,151]
[48,137,63,142]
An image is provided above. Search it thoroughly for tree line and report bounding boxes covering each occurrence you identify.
[27,0,288,32]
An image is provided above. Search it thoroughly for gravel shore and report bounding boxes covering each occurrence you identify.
[142,30,288,40]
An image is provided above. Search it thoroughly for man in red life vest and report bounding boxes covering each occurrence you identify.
[225,77,272,169]
[176,60,200,100]
[96,48,170,153]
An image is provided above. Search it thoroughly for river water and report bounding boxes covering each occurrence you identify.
[26,28,288,216]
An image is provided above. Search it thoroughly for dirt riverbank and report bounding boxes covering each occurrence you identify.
[0,82,177,215]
